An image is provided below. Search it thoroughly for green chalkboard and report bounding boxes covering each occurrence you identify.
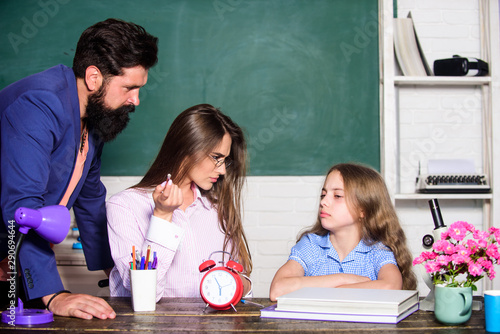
[0,0,379,176]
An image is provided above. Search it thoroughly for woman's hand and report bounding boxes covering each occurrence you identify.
[152,179,183,221]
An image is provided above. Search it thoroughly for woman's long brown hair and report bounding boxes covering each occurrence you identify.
[298,163,416,290]
[134,104,252,275]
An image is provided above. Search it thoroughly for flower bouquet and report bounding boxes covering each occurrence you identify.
[413,221,500,290]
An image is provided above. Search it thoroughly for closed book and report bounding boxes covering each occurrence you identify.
[393,13,431,76]
[260,303,419,324]
[276,287,419,316]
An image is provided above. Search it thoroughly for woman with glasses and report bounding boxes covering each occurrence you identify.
[106,104,252,300]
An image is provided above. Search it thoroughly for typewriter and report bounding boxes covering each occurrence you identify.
[416,174,490,193]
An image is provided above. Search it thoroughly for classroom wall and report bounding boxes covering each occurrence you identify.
[101,0,499,298]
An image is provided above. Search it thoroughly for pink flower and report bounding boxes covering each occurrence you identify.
[423,251,437,260]
[468,262,484,276]
[486,244,500,260]
[433,240,455,254]
[447,221,469,241]
[474,230,490,240]
[435,255,451,266]
[478,257,493,270]
[454,244,470,256]
[474,230,490,248]
[466,223,476,233]
[451,253,468,264]
[413,251,437,265]
[489,226,499,233]
[488,268,496,280]
[466,239,480,254]
[489,227,500,240]
[424,261,442,274]
[413,256,425,266]
[478,239,488,248]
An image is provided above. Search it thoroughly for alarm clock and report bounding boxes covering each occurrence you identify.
[199,251,244,311]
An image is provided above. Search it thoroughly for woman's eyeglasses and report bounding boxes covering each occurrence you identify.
[209,155,232,168]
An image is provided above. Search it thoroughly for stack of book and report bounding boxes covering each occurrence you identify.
[260,287,419,324]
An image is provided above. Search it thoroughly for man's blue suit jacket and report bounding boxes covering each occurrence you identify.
[0,65,114,300]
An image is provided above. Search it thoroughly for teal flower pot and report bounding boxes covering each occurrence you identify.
[434,286,473,325]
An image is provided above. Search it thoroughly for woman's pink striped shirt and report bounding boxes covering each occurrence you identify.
[106,185,228,301]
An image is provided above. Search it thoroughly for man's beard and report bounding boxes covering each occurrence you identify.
[84,85,135,142]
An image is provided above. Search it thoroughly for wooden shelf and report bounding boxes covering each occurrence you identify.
[380,0,500,291]
[395,193,493,200]
[393,76,491,86]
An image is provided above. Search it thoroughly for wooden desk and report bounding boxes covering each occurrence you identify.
[0,297,487,333]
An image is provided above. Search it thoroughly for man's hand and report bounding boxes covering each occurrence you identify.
[42,292,116,320]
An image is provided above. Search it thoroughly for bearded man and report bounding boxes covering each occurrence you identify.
[0,18,158,320]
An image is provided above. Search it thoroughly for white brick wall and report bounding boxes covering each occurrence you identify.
[395,0,498,294]
[241,176,323,297]
[398,0,480,65]
[95,0,499,299]
[398,86,483,193]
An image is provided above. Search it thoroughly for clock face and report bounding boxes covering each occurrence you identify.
[200,269,238,306]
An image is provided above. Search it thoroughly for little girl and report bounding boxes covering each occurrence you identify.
[269,163,416,301]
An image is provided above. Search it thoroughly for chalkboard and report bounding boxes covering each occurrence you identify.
[0,0,379,176]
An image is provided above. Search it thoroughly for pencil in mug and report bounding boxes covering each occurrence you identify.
[145,245,151,270]
[152,252,158,269]
[132,245,136,270]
